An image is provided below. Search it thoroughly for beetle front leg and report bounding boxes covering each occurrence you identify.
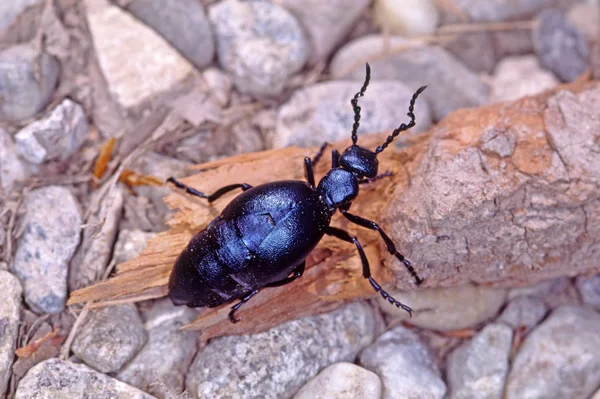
[305,142,329,188]
[167,177,252,202]
[326,226,413,316]
[340,211,423,285]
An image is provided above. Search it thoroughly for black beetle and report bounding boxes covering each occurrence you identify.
[167,64,426,323]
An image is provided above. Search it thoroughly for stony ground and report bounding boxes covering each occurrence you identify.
[1,0,600,398]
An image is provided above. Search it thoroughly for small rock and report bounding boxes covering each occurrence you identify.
[0,44,59,122]
[15,358,155,399]
[0,0,42,31]
[508,277,581,309]
[113,228,156,265]
[489,55,559,103]
[72,304,147,373]
[186,301,376,399]
[446,323,513,399]
[0,127,33,193]
[274,80,433,148]
[125,0,214,69]
[491,29,535,59]
[11,186,81,314]
[330,36,489,121]
[69,187,124,291]
[446,32,497,74]
[576,273,600,310]
[358,325,446,399]
[439,0,558,23]
[506,306,600,399]
[293,362,382,399]
[533,8,590,82]
[377,284,506,331]
[0,271,22,398]
[566,2,600,43]
[280,0,369,65]
[373,0,439,36]
[497,295,548,333]
[208,0,308,97]
[118,299,198,398]
[86,1,193,108]
[15,98,89,164]
[203,67,233,107]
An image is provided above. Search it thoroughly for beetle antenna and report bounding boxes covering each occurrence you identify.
[350,63,371,145]
[375,85,427,154]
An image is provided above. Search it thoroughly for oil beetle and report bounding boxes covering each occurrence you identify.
[167,64,426,323]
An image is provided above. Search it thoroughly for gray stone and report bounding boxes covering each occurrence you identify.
[0,0,41,31]
[0,0,44,45]
[208,0,308,97]
[279,0,369,65]
[72,304,147,373]
[489,55,559,103]
[186,301,376,399]
[0,127,33,193]
[293,362,382,399]
[0,44,59,122]
[446,323,513,399]
[533,8,590,82]
[372,0,439,36]
[0,271,22,398]
[330,36,489,121]
[358,325,446,399]
[576,273,600,310]
[377,284,506,331]
[566,2,600,43]
[497,295,548,333]
[505,305,600,399]
[15,98,89,164]
[11,186,81,314]
[15,358,156,399]
[274,80,432,149]
[440,0,559,23]
[126,0,214,69]
[446,32,497,74]
[113,228,156,265]
[118,299,198,398]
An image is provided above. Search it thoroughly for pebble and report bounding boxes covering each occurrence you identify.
[566,2,600,43]
[330,36,489,121]
[0,0,43,33]
[446,32,497,74]
[508,276,581,309]
[533,8,590,82]
[576,273,600,310]
[491,29,535,59]
[446,323,513,399]
[439,0,557,23]
[489,55,559,103]
[505,305,600,399]
[274,80,433,149]
[377,284,506,331]
[15,358,155,399]
[497,295,548,333]
[113,228,156,264]
[118,299,198,398]
[69,188,124,291]
[186,301,376,399]
[0,44,59,122]
[15,98,89,164]
[373,0,439,36]
[203,67,233,107]
[293,362,382,399]
[0,271,22,398]
[85,0,193,108]
[11,186,81,314]
[0,127,33,193]
[125,0,214,69]
[208,0,308,97]
[358,325,446,399]
[279,0,369,65]
[71,304,148,373]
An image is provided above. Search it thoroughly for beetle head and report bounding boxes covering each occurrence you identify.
[339,145,378,178]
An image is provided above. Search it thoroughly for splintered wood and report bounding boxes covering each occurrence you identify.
[68,133,429,339]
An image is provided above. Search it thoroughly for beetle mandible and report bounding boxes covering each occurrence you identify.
[167,63,426,323]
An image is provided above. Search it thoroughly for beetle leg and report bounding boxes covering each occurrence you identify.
[326,226,413,316]
[340,211,423,286]
[167,177,252,202]
[305,143,329,188]
[229,289,260,323]
[331,149,340,168]
[358,171,393,185]
[265,262,305,287]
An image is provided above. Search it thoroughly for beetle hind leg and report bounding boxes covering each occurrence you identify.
[167,177,252,202]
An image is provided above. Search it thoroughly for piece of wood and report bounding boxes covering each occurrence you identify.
[68,132,431,339]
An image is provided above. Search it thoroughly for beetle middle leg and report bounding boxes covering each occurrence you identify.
[167,177,252,202]
[325,226,413,316]
[340,210,423,285]
[304,142,328,187]
[228,262,305,323]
